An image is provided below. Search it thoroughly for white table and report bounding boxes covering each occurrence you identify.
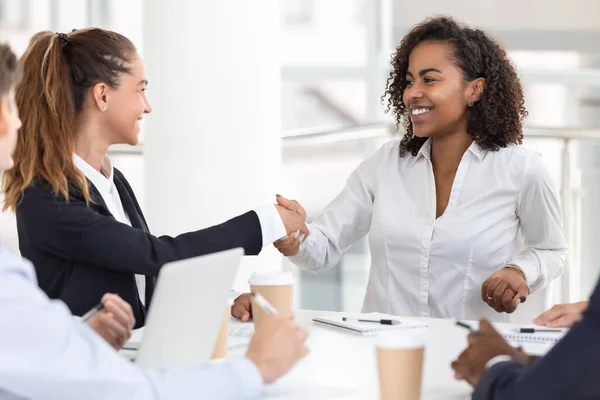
[122,310,528,399]
[228,310,488,400]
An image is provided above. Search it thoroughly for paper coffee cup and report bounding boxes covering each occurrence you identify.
[248,271,294,329]
[211,308,229,359]
[376,329,427,400]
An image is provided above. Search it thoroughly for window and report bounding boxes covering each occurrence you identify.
[283,0,313,25]
[89,0,110,27]
[0,0,28,30]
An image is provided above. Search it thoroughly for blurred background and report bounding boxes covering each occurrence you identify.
[1,0,600,322]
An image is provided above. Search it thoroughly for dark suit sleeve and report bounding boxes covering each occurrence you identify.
[17,184,264,276]
[473,283,600,400]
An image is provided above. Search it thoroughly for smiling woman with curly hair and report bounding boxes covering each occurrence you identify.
[383,16,528,157]
[270,16,568,324]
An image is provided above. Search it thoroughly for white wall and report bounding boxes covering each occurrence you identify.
[393,0,600,31]
[142,0,283,290]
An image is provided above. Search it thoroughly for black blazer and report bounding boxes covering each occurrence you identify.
[16,169,263,328]
[473,279,600,400]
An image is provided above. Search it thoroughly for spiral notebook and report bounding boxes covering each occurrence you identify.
[312,314,427,335]
[501,328,567,343]
[500,327,567,356]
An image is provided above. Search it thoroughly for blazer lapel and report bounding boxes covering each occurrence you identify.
[113,180,147,232]
[113,175,156,308]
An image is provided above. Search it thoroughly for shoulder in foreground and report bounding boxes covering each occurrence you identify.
[0,243,34,278]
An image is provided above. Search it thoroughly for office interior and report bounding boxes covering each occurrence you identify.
[1,0,600,325]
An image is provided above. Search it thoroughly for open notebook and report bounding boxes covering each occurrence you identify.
[123,324,250,351]
[313,314,427,335]
[501,327,567,356]
[502,327,567,343]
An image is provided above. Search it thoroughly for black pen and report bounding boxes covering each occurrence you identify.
[456,321,483,335]
[81,293,119,322]
[342,317,401,325]
[82,301,105,322]
[518,328,563,333]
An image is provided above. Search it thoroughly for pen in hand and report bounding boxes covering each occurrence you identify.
[251,292,279,315]
[456,320,483,335]
[81,293,119,322]
[82,301,106,322]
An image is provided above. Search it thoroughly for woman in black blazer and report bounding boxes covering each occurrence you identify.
[2,28,307,328]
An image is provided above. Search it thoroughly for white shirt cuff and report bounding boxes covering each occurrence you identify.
[485,355,514,370]
[254,204,287,246]
[506,261,535,287]
[231,357,264,398]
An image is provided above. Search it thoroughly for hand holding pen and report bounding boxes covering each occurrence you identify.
[452,319,528,387]
[456,320,482,335]
[84,293,135,350]
[245,292,309,384]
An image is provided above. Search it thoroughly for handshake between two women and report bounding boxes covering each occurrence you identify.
[273,194,309,254]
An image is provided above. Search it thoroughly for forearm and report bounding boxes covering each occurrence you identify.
[22,206,262,276]
[147,358,263,400]
[153,210,264,260]
[474,315,600,399]
[510,247,566,293]
[514,152,567,294]
[0,273,263,400]
[288,225,342,272]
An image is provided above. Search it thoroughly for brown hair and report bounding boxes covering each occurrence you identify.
[0,43,19,97]
[382,17,527,157]
[2,28,137,211]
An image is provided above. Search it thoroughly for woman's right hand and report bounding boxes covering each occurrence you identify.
[533,301,588,328]
[274,195,307,256]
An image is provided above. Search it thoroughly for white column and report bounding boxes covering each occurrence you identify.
[105,0,143,48]
[142,0,282,289]
[54,0,87,31]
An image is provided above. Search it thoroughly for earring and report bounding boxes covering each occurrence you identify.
[103,106,107,112]
[467,100,474,107]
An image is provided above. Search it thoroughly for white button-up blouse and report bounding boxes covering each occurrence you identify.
[290,140,567,322]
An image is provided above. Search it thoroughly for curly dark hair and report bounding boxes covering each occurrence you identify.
[382,17,528,157]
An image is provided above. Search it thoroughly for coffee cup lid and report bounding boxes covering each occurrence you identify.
[375,328,428,349]
[248,271,294,286]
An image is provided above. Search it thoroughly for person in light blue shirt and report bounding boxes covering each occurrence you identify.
[0,42,308,399]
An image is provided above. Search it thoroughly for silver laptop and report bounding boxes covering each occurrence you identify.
[134,247,243,368]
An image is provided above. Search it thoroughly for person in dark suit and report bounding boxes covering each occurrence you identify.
[1,28,307,329]
[451,278,600,399]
